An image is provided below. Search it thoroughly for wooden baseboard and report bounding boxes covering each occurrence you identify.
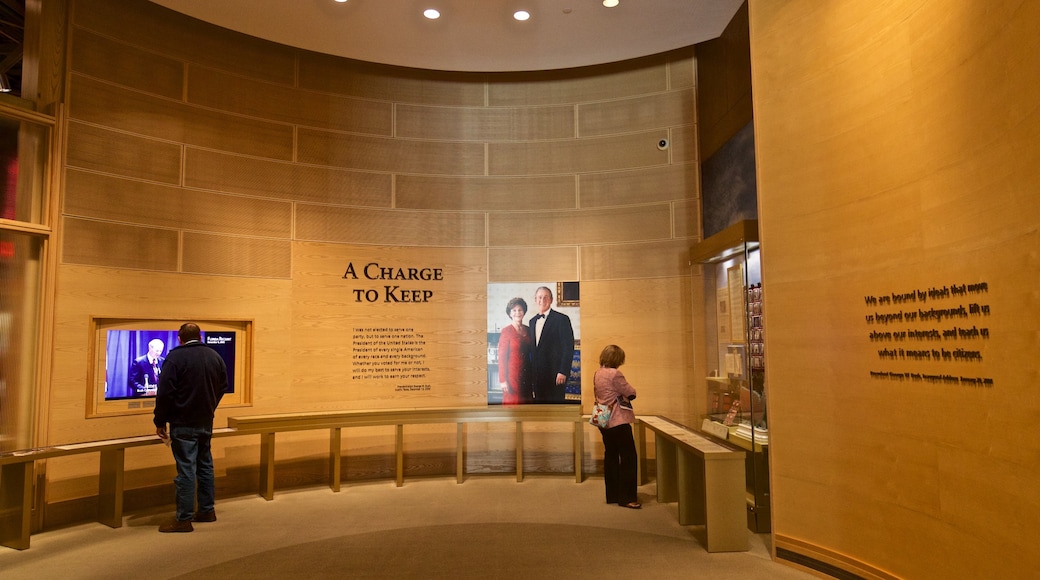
[774,534,901,580]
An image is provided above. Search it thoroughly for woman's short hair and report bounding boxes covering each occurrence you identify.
[506,297,528,316]
[599,344,626,368]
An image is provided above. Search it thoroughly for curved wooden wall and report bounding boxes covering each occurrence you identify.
[43,0,703,512]
[749,0,1040,578]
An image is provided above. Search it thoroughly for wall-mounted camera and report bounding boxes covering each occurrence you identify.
[657,139,669,151]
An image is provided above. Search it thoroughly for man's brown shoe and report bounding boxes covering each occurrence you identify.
[193,510,216,522]
[159,519,194,533]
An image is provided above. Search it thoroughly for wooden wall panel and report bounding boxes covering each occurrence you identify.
[73,0,296,84]
[395,104,575,141]
[750,0,1040,577]
[61,218,178,270]
[298,52,485,106]
[396,175,576,211]
[671,199,701,240]
[69,75,295,160]
[666,124,698,164]
[187,66,394,136]
[695,2,753,160]
[65,121,182,184]
[488,131,669,176]
[668,50,696,90]
[581,240,693,281]
[184,149,392,207]
[488,58,668,106]
[183,233,292,279]
[64,170,293,238]
[578,90,695,137]
[70,28,183,100]
[487,247,579,283]
[579,164,698,207]
[488,205,671,246]
[296,205,486,247]
[298,129,486,175]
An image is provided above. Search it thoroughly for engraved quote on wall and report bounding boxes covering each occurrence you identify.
[864,282,992,386]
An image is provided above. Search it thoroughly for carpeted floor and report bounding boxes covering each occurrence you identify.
[0,476,814,579]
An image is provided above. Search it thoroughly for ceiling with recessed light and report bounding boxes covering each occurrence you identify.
[147,0,745,72]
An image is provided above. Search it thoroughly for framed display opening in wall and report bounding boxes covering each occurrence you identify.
[87,317,253,418]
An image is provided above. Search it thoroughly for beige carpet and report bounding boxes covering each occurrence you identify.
[0,476,814,579]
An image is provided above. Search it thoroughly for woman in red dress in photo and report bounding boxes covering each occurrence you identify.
[497,297,531,405]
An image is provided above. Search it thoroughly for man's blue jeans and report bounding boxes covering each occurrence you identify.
[170,425,215,522]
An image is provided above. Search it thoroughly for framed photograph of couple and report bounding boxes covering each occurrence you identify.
[486,282,581,405]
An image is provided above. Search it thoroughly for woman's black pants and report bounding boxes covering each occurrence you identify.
[599,422,638,504]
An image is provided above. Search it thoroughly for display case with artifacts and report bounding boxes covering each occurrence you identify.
[690,220,770,532]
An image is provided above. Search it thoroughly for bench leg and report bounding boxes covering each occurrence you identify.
[635,421,647,485]
[676,449,705,526]
[574,420,583,483]
[0,461,33,550]
[259,432,275,500]
[703,455,749,552]
[456,423,465,484]
[329,428,342,493]
[515,421,523,482]
[655,437,678,504]
[98,449,125,528]
[395,424,404,487]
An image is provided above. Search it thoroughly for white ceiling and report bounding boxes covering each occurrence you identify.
[147,0,744,72]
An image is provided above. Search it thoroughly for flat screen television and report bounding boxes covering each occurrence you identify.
[102,329,237,400]
[89,318,252,417]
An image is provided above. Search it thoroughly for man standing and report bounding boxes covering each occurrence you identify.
[528,286,575,403]
[128,338,165,397]
[154,323,228,533]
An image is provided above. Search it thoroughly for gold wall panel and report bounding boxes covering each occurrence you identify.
[695,3,753,160]
[578,90,695,137]
[666,124,699,165]
[183,233,292,279]
[297,129,486,175]
[487,247,579,283]
[298,52,486,106]
[61,217,178,270]
[671,199,701,240]
[70,28,183,100]
[581,240,693,281]
[69,75,295,160]
[579,164,699,208]
[184,149,392,207]
[488,205,671,246]
[750,0,1040,578]
[396,175,576,211]
[296,205,486,247]
[395,104,575,141]
[66,121,182,184]
[64,169,292,238]
[668,50,696,90]
[488,131,669,176]
[187,66,394,136]
[488,57,668,106]
[73,0,296,85]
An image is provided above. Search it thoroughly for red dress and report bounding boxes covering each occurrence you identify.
[497,324,530,405]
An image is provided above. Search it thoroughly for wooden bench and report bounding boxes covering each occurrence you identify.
[0,407,583,549]
[636,416,748,552]
[225,406,584,499]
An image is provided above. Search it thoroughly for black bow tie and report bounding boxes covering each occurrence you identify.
[533,314,545,321]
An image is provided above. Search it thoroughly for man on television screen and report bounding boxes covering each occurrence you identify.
[128,338,165,397]
[153,323,228,533]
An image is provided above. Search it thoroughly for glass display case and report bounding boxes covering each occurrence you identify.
[690,220,770,532]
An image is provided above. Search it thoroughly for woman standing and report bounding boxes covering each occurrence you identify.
[593,344,640,508]
[497,297,531,405]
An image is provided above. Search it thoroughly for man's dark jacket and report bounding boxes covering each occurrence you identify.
[153,341,228,428]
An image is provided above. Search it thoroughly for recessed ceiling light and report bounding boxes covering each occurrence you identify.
[334,0,348,3]
[513,10,530,21]
[424,8,440,19]
[603,0,619,7]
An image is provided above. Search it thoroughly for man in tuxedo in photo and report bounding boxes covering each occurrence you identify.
[528,286,575,403]
[129,338,165,397]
